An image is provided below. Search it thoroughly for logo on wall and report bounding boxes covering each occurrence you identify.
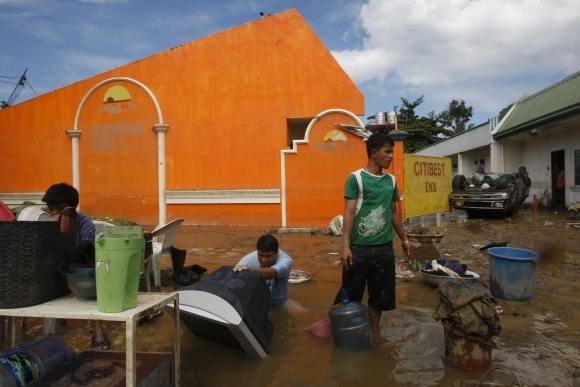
[323,130,347,142]
[103,85,131,103]
[90,83,142,151]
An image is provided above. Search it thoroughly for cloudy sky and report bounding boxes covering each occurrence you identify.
[1,0,579,126]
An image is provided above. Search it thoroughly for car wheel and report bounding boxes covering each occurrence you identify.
[498,174,516,194]
[452,175,467,191]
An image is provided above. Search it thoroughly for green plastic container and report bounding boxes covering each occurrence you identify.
[483,173,500,184]
[95,226,144,313]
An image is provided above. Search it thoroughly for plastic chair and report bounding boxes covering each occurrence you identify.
[144,218,185,292]
[17,206,53,221]
[92,220,115,235]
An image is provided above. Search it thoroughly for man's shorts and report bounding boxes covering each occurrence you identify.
[334,242,396,311]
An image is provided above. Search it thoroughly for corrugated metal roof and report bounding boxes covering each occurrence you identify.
[494,71,580,139]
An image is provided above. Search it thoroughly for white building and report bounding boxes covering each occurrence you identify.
[415,71,580,206]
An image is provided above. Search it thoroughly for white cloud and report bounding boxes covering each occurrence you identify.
[59,52,128,83]
[332,0,580,120]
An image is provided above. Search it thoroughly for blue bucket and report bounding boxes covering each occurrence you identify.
[488,247,539,301]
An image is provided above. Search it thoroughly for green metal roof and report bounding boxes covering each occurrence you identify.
[494,71,580,139]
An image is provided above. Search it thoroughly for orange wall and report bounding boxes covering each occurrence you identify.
[285,114,368,227]
[0,9,364,226]
[77,82,160,222]
[284,113,406,227]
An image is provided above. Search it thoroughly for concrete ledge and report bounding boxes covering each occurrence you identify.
[0,193,44,208]
[166,189,280,204]
[268,227,320,234]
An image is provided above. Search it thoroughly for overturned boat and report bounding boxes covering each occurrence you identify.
[166,266,273,358]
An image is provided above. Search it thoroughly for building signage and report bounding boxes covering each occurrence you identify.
[404,155,452,218]
[89,85,145,152]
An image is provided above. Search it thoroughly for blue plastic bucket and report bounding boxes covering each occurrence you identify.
[488,247,539,301]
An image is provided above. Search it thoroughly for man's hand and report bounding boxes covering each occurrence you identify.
[234,265,250,272]
[340,246,353,270]
[402,241,413,261]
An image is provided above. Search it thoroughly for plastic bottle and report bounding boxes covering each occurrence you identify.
[23,335,75,372]
[0,349,36,387]
[328,294,373,350]
[338,288,350,305]
[0,362,18,387]
[0,335,75,387]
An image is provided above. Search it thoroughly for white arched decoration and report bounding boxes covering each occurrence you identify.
[279,109,365,227]
[66,77,168,224]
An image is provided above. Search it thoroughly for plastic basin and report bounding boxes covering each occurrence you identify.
[304,319,332,338]
[488,247,539,301]
[65,271,96,299]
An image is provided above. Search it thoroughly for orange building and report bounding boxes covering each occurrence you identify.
[0,9,412,227]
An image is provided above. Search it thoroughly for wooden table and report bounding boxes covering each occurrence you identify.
[0,292,180,387]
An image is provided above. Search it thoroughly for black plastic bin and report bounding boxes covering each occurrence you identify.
[0,218,77,308]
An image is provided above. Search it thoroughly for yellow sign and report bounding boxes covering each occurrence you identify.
[404,154,452,218]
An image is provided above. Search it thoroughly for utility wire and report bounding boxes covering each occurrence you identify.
[23,83,39,98]
[5,68,34,106]
[24,80,39,96]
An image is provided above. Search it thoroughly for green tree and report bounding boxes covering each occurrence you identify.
[498,103,514,121]
[0,100,9,109]
[394,96,454,153]
[440,99,473,133]
[394,95,423,124]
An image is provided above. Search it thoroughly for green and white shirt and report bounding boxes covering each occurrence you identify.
[344,169,399,245]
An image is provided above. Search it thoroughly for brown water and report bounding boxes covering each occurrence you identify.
[4,215,580,386]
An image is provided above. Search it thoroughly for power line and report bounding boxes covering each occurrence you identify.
[24,80,39,96]
[23,82,39,98]
[2,69,40,108]
[4,68,39,106]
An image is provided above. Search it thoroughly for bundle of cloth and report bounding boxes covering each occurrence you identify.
[423,257,474,278]
[434,281,501,339]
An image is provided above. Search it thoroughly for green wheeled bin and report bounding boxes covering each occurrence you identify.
[95,226,144,313]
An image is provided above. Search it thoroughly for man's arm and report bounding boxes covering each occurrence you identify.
[391,201,412,260]
[234,252,279,279]
[234,265,278,279]
[340,198,356,270]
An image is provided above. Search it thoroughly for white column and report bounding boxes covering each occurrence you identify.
[153,124,169,225]
[457,153,464,176]
[66,130,82,210]
[490,138,504,174]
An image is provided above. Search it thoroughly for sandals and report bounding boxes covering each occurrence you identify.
[137,310,163,327]
[91,333,110,350]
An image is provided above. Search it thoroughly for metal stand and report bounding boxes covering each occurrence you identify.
[0,293,180,387]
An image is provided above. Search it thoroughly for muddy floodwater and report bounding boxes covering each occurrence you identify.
[3,207,580,386]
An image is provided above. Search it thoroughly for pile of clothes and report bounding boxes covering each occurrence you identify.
[434,281,501,340]
[422,257,475,278]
